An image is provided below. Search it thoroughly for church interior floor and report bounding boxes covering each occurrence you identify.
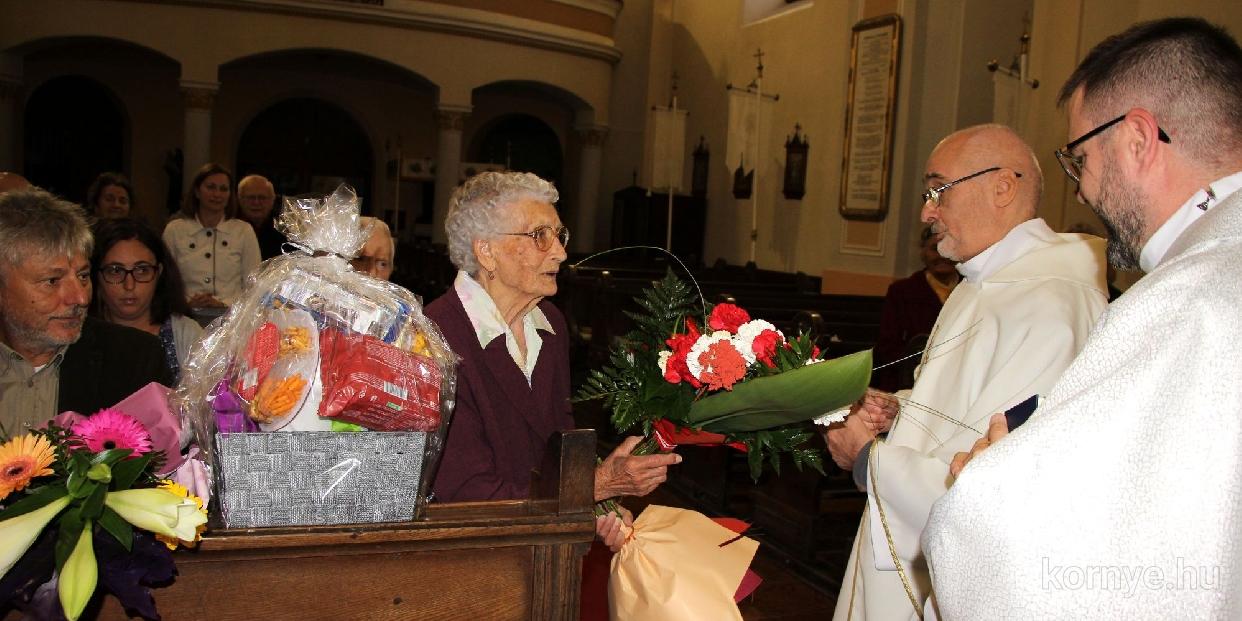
[623,479,844,619]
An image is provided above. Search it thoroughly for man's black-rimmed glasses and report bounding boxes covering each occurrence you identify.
[1055,114,1171,184]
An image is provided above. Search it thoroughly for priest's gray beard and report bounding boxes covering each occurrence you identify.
[1091,158,1148,270]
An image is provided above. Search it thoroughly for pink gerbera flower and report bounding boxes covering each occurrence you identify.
[71,408,153,457]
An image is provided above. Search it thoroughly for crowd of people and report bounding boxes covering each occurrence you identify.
[1,14,1240,617]
[0,163,669,556]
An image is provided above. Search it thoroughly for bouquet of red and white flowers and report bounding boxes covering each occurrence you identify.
[575,272,872,479]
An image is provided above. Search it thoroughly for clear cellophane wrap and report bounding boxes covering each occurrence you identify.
[173,185,458,525]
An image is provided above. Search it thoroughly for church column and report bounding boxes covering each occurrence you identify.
[180,80,218,189]
[573,125,607,252]
[0,56,22,172]
[432,104,471,245]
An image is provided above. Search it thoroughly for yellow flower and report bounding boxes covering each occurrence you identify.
[0,434,56,502]
[59,520,97,621]
[154,480,207,549]
[104,488,208,550]
[0,495,71,578]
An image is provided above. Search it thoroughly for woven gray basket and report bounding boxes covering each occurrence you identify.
[216,431,427,528]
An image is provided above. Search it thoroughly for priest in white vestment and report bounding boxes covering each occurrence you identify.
[924,17,1242,618]
[827,125,1109,620]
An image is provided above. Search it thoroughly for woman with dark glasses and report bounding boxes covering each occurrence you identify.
[91,217,203,381]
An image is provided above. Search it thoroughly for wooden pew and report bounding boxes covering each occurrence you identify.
[76,431,598,621]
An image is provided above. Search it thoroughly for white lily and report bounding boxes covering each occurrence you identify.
[59,520,97,621]
[0,495,71,578]
[104,488,207,543]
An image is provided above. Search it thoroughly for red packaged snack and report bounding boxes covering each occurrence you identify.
[318,327,443,431]
[236,322,279,401]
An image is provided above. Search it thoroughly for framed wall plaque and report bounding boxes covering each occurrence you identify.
[839,14,902,221]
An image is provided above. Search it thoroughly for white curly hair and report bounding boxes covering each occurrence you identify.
[445,171,559,275]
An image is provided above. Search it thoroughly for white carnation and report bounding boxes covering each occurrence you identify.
[813,406,851,426]
[733,319,782,367]
[657,350,673,376]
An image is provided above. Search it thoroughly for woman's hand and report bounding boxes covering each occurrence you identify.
[594,436,682,501]
[596,505,634,552]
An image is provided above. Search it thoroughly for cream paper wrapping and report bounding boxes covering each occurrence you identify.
[609,505,758,621]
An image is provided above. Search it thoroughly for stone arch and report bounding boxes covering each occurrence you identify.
[23,74,127,204]
[217,48,440,215]
[6,36,182,218]
[235,97,374,207]
[467,114,564,193]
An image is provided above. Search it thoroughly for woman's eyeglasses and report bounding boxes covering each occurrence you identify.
[99,263,159,284]
[505,225,570,252]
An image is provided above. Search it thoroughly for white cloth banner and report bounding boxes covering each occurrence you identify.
[648,106,688,191]
[991,73,1027,134]
[726,88,773,178]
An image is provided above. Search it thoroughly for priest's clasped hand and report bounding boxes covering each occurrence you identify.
[949,413,1008,478]
[825,413,875,470]
[853,388,899,433]
[594,436,683,500]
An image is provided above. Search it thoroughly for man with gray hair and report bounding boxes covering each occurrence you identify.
[0,188,170,432]
[825,124,1108,619]
[353,216,396,281]
[237,174,286,259]
[925,17,1242,617]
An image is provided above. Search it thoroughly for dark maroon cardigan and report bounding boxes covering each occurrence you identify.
[425,289,574,502]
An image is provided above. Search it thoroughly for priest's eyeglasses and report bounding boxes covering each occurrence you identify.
[99,263,159,284]
[1055,114,1171,184]
[922,168,1021,206]
[505,225,570,252]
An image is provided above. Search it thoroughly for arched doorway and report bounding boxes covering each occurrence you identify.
[470,114,563,191]
[23,75,126,204]
[235,98,373,207]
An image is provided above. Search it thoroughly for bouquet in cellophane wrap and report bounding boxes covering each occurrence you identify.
[174,185,458,528]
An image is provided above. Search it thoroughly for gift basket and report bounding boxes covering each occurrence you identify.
[173,185,457,528]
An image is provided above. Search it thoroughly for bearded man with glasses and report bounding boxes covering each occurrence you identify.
[826,123,1108,620]
[926,17,1242,618]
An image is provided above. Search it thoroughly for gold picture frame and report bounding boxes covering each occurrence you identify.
[839,14,902,221]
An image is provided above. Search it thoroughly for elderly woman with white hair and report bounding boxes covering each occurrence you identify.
[425,171,680,548]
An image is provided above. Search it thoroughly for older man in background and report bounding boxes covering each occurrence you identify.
[925,17,1242,617]
[237,174,287,259]
[354,216,395,281]
[0,188,171,431]
[826,124,1108,620]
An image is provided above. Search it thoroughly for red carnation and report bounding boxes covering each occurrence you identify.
[751,329,781,368]
[664,331,702,388]
[708,303,750,333]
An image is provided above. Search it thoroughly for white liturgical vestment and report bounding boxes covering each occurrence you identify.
[924,183,1242,618]
[833,219,1108,620]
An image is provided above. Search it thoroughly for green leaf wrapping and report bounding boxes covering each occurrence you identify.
[0,482,68,521]
[97,506,134,552]
[690,349,873,432]
[109,454,153,491]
